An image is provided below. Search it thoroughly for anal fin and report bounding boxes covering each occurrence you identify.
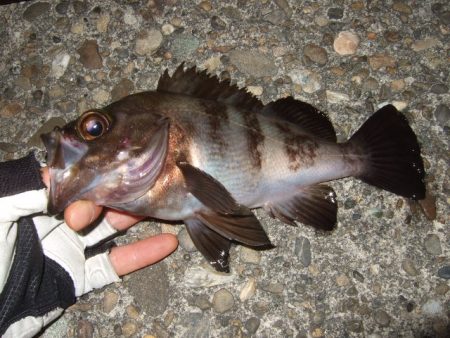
[265,184,337,231]
[185,218,231,272]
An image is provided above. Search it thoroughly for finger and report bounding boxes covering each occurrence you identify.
[104,209,143,231]
[109,233,178,276]
[65,200,103,231]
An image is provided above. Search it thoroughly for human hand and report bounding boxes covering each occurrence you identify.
[0,155,177,338]
[40,167,178,277]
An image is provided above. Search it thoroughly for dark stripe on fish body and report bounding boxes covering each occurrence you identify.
[201,101,229,154]
[276,122,318,171]
[242,111,265,169]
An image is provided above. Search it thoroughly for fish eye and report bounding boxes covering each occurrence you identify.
[78,111,110,141]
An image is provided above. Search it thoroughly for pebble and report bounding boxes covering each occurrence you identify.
[390,79,406,92]
[274,0,292,17]
[171,34,200,59]
[92,88,110,105]
[289,69,321,93]
[430,83,448,94]
[76,320,94,338]
[161,23,175,35]
[326,90,350,103]
[368,53,396,70]
[437,265,450,279]
[402,259,419,276]
[247,85,263,96]
[345,319,363,333]
[239,277,256,301]
[111,79,135,101]
[434,104,449,126]
[333,31,359,55]
[135,30,163,56]
[51,52,70,79]
[78,40,103,69]
[212,289,234,313]
[178,228,197,252]
[392,1,412,14]
[435,282,449,295]
[303,44,328,66]
[424,234,442,255]
[123,9,139,26]
[0,142,19,153]
[392,101,408,111]
[336,274,350,287]
[211,16,227,30]
[240,246,261,264]
[55,1,69,15]
[261,282,284,294]
[422,299,443,316]
[294,236,312,267]
[126,305,140,319]
[244,317,260,334]
[122,321,137,337]
[203,56,221,72]
[373,309,391,327]
[229,50,277,78]
[327,7,344,19]
[102,291,119,313]
[127,263,169,317]
[194,294,211,310]
[184,265,236,287]
[411,38,440,52]
[23,2,50,21]
[0,102,22,117]
[97,14,110,33]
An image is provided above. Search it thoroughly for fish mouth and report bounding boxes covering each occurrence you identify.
[41,128,89,215]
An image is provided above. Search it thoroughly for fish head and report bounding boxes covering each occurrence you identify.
[41,104,170,215]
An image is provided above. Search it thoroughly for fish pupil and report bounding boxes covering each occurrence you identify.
[86,119,103,137]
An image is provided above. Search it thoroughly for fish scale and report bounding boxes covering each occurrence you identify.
[42,64,426,272]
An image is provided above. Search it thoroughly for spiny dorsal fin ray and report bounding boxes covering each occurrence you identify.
[262,97,337,142]
[157,63,263,112]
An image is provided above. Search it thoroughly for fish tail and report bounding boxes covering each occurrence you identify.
[348,104,425,200]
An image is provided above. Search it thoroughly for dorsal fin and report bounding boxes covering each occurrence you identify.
[157,63,263,112]
[262,97,337,142]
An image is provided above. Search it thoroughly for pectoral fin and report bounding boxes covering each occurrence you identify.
[177,161,239,214]
[185,218,232,272]
[265,184,337,231]
[178,162,273,268]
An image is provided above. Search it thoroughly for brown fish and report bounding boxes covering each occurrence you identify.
[41,64,426,272]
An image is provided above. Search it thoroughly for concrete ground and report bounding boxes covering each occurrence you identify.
[0,0,449,337]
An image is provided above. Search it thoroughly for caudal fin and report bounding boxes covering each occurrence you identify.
[348,105,425,200]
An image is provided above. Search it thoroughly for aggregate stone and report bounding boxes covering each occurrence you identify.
[0,102,22,117]
[261,282,284,294]
[327,8,344,19]
[434,104,450,127]
[102,290,119,313]
[244,317,260,334]
[184,265,236,287]
[368,53,396,70]
[171,34,200,60]
[437,265,450,279]
[303,44,328,66]
[55,1,69,15]
[240,246,261,264]
[289,68,321,93]
[239,277,256,301]
[178,228,197,252]
[294,236,311,267]
[122,321,137,337]
[127,262,169,317]
[402,259,419,276]
[0,142,19,153]
[77,40,103,69]
[373,309,391,327]
[212,288,234,313]
[229,50,277,78]
[424,234,442,255]
[333,31,359,55]
[430,83,448,94]
[194,294,212,310]
[76,320,94,338]
[23,2,51,22]
[135,29,163,56]
[177,312,210,337]
[345,319,363,333]
[411,38,440,52]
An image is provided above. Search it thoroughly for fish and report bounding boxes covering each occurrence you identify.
[41,64,426,272]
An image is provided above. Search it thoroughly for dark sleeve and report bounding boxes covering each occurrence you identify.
[0,153,45,198]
